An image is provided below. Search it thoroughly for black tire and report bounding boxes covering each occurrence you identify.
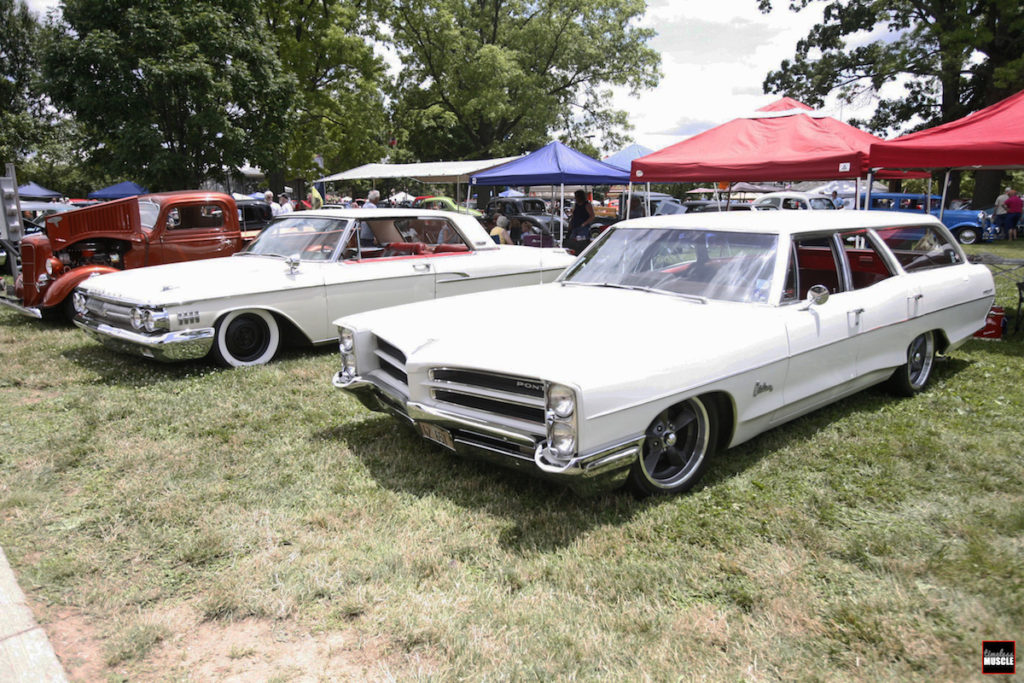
[956,227,978,245]
[629,396,716,496]
[888,331,935,396]
[212,309,280,367]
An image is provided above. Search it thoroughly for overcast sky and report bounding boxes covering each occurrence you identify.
[25,0,885,155]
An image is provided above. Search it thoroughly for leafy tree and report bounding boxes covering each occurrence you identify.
[262,0,390,182]
[760,0,1024,202]
[760,0,1024,133]
[41,0,294,191]
[0,0,45,163]
[382,0,660,162]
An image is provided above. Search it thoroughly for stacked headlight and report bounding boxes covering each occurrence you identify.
[143,309,169,333]
[72,291,87,316]
[338,326,357,382]
[545,383,578,462]
[130,306,144,330]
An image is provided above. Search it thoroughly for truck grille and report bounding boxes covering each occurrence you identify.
[427,368,546,434]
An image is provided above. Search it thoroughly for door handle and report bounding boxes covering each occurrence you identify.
[849,308,865,325]
[913,293,923,301]
[413,263,430,272]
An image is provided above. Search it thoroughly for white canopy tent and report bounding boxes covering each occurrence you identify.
[315,156,521,209]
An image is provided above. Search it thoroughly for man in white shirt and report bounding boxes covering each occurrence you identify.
[364,190,379,209]
[278,193,294,214]
[264,190,282,216]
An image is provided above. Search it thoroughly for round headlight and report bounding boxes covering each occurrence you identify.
[339,328,355,353]
[72,291,87,316]
[978,211,986,222]
[550,422,576,457]
[548,384,575,418]
[129,307,144,330]
[142,309,156,332]
[45,258,54,276]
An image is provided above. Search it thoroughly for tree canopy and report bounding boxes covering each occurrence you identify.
[383,0,661,161]
[43,0,294,190]
[760,0,1024,134]
[0,0,45,162]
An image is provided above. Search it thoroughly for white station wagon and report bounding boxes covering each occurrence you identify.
[332,211,995,496]
[72,208,575,366]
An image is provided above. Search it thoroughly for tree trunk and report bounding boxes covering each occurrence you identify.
[973,169,1004,208]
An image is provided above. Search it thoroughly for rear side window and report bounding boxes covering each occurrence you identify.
[875,225,963,272]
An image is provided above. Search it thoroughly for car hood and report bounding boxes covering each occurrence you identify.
[77,255,315,306]
[344,284,789,413]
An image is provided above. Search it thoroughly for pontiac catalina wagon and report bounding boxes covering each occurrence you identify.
[72,208,575,366]
[332,211,994,496]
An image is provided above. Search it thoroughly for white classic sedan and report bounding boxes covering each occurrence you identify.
[72,208,575,366]
[332,211,995,496]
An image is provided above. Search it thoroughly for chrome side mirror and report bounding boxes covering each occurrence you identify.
[804,284,829,308]
[285,254,301,273]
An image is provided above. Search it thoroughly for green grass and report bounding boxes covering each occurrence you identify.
[1,248,1022,680]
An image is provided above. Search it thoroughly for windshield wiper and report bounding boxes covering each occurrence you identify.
[564,280,707,303]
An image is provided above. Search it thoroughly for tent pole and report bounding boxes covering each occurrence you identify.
[626,182,633,220]
[865,171,874,212]
[559,183,564,244]
[939,169,950,221]
[646,182,651,216]
[926,177,932,213]
[855,177,860,210]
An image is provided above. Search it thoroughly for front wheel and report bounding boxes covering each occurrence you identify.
[629,396,716,496]
[212,309,280,367]
[888,331,935,396]
[956,227,978,245]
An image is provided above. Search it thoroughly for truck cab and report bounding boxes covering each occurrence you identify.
[2,191,243,319]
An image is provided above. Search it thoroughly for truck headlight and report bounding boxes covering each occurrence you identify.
[45,257,62,277]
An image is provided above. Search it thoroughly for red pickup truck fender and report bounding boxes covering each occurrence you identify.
[42,265,120,310]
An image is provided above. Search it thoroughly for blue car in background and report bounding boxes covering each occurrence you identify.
[862,192,990,244]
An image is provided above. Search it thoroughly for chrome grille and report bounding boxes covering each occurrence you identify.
[373,335,408,388]
[83,295,134,328]
[427,368,546,435]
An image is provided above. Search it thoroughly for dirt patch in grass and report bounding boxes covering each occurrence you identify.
[39,600,399,681]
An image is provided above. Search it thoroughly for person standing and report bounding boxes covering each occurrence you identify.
[994,187,1010,237]
[264,190,282,216]
[566,190,595,254]
[1005,188,1022,241]
[365,190,379,209]
[278,193,294,214]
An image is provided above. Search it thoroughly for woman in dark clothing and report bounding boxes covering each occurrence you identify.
[567,190,595,254]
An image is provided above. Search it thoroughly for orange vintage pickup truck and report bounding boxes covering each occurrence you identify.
[1,191,245,320]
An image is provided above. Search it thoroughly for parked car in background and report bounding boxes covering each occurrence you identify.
[588,191,683,237]
[235,198,274,240]
[486,197,567,241]
[333,211,993,496]
[73,208,575,367]
[860,192,989,245]
[753,192,838,211]
[1,191,245,320]
[412,196,483,218]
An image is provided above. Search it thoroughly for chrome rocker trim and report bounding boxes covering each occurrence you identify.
[334,372,637,494]
[74,317,215,361]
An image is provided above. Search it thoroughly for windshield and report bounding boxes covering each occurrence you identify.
[521,199,547,214]
[138,199,161,230]
[562,227,778,303]
[243,216,351,260]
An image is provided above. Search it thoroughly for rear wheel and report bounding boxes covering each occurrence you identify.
[212,309,280,367]
[888,331,935,396]
[956,227,978,245]
[629,396,715,496]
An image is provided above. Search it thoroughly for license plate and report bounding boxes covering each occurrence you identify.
[419,423,455,451]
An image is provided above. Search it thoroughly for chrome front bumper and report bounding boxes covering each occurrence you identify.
[0,294,42,319]
[74,317,215,362]
[333,372,638,495]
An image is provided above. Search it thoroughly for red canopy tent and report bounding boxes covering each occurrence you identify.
[631,99,923,183]
[870,88,1024,169]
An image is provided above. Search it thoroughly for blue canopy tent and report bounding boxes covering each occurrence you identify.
[603,143,654,171]
[17,181,62,199]
[88,181,148,200]
[471,141,629,242]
